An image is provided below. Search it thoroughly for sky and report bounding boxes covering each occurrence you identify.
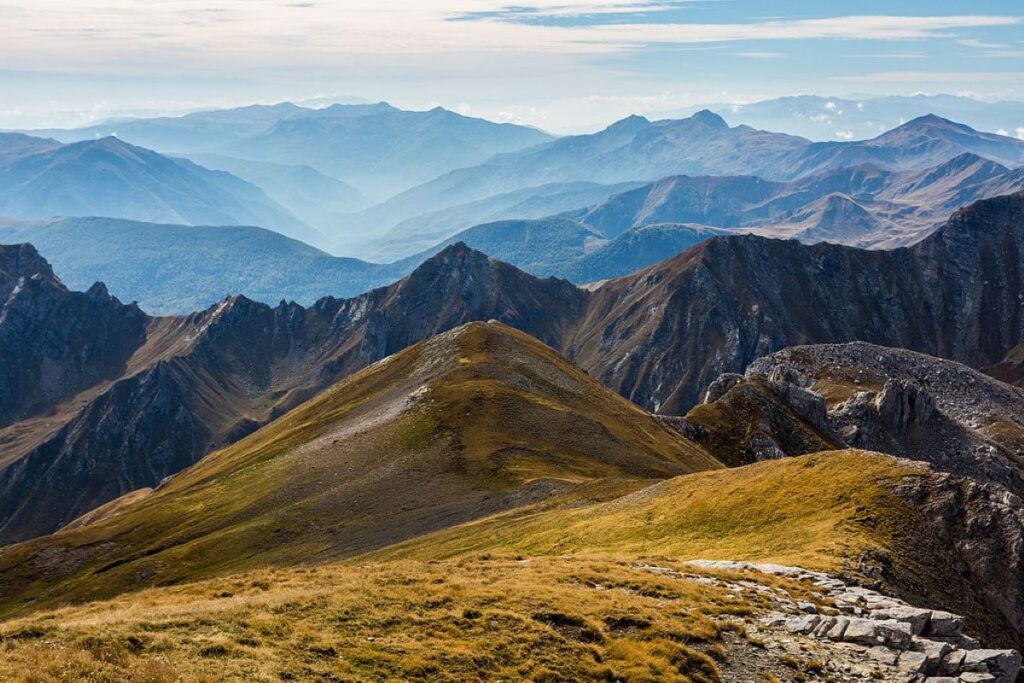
[0,0,1022,132]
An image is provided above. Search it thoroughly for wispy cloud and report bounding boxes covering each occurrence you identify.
[0,5,1019,67]
[452,1,711,22]
[981,49,1024,58]
[957,38,1006,49]
[0,1,1021,132]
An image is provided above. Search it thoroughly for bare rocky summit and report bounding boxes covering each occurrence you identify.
[728,342,1024,496]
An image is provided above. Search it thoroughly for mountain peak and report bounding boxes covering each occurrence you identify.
[690,109,729,129]
[420,241,490,269]
[891,113,974,135]
[939,151,1006,173]
[603,114,651,135]
[0,243,58,292]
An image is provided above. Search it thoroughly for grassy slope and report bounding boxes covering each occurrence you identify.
[0,451,930,683]
[0,322,719,616]
[0,556,822,683]
[371,451,925,573]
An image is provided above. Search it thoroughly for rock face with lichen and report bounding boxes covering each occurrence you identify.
[729,342,1024,496]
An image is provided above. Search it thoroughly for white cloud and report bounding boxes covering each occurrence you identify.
[835,130,854,140]
[957,38,1006,49]
[1017,127,1024,141]
[0,6,1018,74]
[462,1,711,19]
[998,128,1009,136]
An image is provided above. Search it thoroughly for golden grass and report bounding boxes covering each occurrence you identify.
[0,556,815,683]
[0,451,939,681]
[370,451,926,573]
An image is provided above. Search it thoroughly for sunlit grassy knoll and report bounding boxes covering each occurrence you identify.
[370,451,927,573]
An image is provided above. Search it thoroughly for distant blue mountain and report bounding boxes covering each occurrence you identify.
[223,103,554,199]
[28,102,555,201]
[185,153,371,230]
[660,94,1024,142]
[0,217,398,315]
[0,135,322,244]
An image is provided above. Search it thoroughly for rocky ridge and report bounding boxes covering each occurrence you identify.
[5,192,1024,544]
[0,244,586,543]
[580,191,1024,414]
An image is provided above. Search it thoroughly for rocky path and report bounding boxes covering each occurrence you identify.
[645,560,1021,682]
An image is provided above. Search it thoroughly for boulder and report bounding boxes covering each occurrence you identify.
[961,649,1022,681]
[925,611,964,637]
[872,605,932,635]
[896,650,929,673]
[939,649,966,675]
[842,617,912,649]
[958,673,996,683]
[866,646,899,666]
[703,373,743,403]
[911,637,952,675]
[785,614,819,634]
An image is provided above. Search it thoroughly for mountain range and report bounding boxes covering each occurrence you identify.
[0,217,398,314]
[2,322,1024,676]
[4,191,1024,548]
[0,134,322,244]
[393,150,1019,281]
[27,101,554,201]
[6,139,1018,318]
[11,107,1022,269]
[662,94,1024,142]
[341,111,1024,257]
[3,181,1024,679]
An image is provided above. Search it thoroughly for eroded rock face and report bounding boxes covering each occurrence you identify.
[693,345,1024,651]
[873,379,936,431]
[0,243,147,428]
[893,473,1024,651]
[739,342,1024,497]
